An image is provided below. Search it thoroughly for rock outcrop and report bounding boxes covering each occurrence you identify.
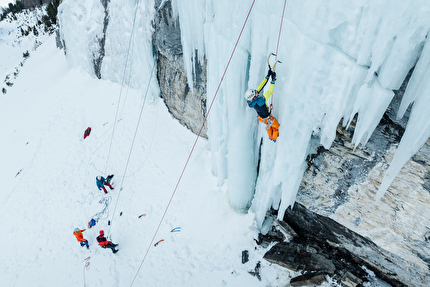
[297,76,430,274]
[262,203,429,286]
[152,0,207,138]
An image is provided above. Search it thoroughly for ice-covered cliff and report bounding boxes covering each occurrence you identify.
[58,0,430,230]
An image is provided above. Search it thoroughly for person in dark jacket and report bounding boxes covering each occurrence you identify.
[96,175,114,194]
[96,230,118,253]
[244,68,280,142]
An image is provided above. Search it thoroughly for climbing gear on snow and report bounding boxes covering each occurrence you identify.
[83,127,91,139]
[154,239,164,247]
[171,227,181,233]
[88,218,97,229]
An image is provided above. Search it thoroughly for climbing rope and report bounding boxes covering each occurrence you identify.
[107,62,157,237]
[129,0,257,285]
[275,0,287,62]
[90,196,112,223]
[104,0,142,175]
[270,0,288,108]
[82,256,91,287]
[78,1,142,283]
[121,98,161,178]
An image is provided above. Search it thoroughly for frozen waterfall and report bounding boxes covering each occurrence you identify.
[173,0,430,227]
[59,0,430,228]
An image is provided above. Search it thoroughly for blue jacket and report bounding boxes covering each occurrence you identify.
[96,176,106,190]
[248,76,275,119]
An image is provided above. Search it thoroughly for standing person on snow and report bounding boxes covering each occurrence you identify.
[96,175,114,194]
[244,67,280,142]
[96,230,118,253]
[73,228,89,249]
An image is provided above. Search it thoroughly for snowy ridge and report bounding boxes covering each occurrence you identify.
[1,5,52,87]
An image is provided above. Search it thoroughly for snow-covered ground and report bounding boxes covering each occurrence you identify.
[0,15,298,287]
[1,6,51,90]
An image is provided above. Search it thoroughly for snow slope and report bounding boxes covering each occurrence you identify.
[0,31,297,286]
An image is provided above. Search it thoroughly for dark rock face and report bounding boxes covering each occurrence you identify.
[152,0,182,59]
[152,0,207,137]
[263,203,430,286]
[290,272,326,287]
[93,0,110,79]
[297,71,430,277]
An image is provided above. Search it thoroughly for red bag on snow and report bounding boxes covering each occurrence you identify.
[84,127,91,139]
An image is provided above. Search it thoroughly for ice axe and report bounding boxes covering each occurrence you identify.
[267,53,281,109]
[267,53,281,72]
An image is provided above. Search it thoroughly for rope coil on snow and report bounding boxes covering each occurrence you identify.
[82,257,91,287]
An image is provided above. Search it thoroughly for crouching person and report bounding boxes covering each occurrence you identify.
[96,230,118,253]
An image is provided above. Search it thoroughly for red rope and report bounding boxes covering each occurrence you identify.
[82,257,91,287]
[275,0,287,62]
[271,0,288,108]
[129,0,257,286]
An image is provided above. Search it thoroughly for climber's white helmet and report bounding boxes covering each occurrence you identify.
[244,89,257,102]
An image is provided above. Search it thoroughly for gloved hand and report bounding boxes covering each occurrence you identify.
[271,72,276,82]
[267,68,273,78]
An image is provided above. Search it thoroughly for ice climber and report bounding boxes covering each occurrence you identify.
[73,228,89,249]
[96,230,118,253]
[244,67,280,142]
[96,175,114,194]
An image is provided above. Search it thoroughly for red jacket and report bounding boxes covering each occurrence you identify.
[97,234,109,247]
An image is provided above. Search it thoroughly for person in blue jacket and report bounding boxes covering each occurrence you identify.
[96,175,114,194]
[244,68,280,142]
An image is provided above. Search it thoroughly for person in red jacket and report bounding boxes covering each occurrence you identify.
[73,228,89,249]
[96,230,118,253]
